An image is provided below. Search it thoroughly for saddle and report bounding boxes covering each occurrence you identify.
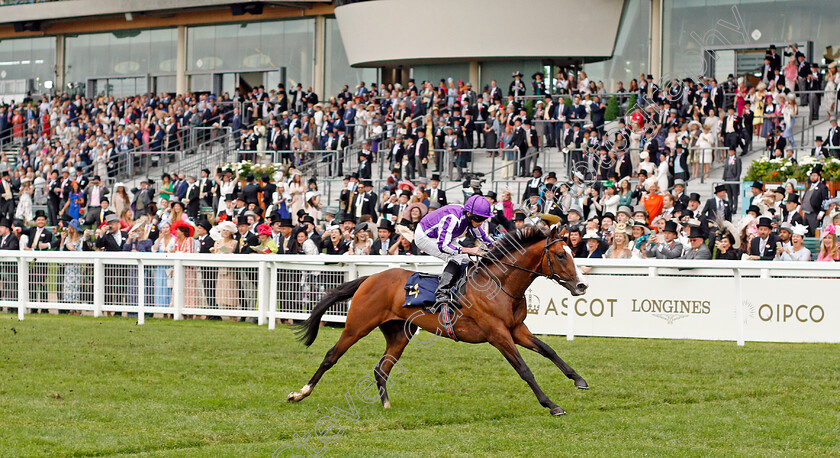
[402,270,468,341]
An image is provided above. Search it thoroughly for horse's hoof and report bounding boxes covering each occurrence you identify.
[575,378,589,390]
[287,392,300,402]
[382,400,391,409]
[550,406,566,416]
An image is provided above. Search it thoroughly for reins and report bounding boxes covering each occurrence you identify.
[472,235,566,300]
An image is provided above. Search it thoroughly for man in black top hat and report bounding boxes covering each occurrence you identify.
[427,173,447,207]
[722,148,742,210]
[781,193,804,226]
[686,192,702,216]
[747,217,780,260]
[802,164,829,235]
[200,168,215,209]
[274,217,296,254]
[523,166,544,201]
[370,219,398,255]
[811,136,829,159]
[702,184,733,222]
[25,210,55,305]
[95,213,129,305]
[681,226,712,260]
[195,219,217,310]
[646,220,683,259]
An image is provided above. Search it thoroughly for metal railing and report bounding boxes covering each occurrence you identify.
[2,252,837,344]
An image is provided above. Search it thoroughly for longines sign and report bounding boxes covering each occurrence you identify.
[524,276,837,343]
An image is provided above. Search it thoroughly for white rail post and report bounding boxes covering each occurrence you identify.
[173,260,184,320]
[93,258,104,318]
[734,268,744,346]
[566,294,575,341]
[268,263,278,330]
[17,257,27,321]
[346,261,358,310]
[137,262,145,325]
[257,261,267,326]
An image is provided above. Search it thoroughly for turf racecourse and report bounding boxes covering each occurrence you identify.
[0,314,837,457]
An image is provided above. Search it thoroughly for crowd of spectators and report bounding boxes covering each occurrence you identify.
[0,44,838,287]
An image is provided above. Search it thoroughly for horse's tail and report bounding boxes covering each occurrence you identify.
[295,275,370,347]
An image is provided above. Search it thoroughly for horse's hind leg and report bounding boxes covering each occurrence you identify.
[512,324,588,389]
[374,320,416,409]
[288,314,381,403]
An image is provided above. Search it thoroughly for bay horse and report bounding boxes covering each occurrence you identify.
[288,225,589,416]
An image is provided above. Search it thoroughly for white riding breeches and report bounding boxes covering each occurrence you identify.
[414,226,471,265]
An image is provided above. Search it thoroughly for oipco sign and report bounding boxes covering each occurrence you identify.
[524,276,837,343]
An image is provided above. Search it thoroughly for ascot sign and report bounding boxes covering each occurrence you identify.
[524,275,837,343]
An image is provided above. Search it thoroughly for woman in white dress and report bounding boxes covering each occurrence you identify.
[696,124,715,178]
[704,109,722,162]
[215,174,237,213]
[656,152,670,192]
[15,178,34,223]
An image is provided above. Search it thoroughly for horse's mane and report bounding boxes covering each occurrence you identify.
[481,226,547,264]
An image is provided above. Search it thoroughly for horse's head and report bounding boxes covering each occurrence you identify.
[542,225,588,296]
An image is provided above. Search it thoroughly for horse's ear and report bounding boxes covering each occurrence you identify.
[549,223,559,239]
[557,226,568,240]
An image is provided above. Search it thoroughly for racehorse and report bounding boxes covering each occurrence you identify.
[288,225,589,416]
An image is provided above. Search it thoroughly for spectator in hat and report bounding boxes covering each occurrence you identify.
[288,173,306,224]
[811,136,829,159]
[721,147,742,208]
[347,222,373,255]
[747,181,764,209]
[321,223,349,255]
[682,226,712,259]
[802,164,829,236]
[60,180,84,221]
[702,184,733,222]
[642,178,663,224]
[646,220,683,259]
[816,223,839,261]
[582,230,604,259]
[782,193,804,225]
[776,223,811,262]
[605,223,632,259]
[60,219,89,304]
[747,217,780,260]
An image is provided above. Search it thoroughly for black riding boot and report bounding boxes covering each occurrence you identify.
[434,261,462,309]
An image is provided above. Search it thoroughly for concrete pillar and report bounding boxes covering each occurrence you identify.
[469,61,479,87]
[54,34,65,94]
[176,25,187,95]
[649,0,662,81]
[313,15,326,99]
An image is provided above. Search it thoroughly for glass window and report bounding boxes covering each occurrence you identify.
[480,60,543,94]
[187,19,315,88]
[65,29,176,84]
[412,63,470,88]
[0,36,55,94]
[582,0,649,92]
[324,18,377,97]
[662,0,840,80]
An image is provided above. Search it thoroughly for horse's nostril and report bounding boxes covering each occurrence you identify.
[576,283,587,291]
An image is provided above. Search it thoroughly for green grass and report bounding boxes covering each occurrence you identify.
[1,314,838,457]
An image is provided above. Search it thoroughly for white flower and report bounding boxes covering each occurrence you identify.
[758,156,770,163]
[770,158,783,164]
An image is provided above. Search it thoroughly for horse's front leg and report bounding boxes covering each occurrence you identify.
[488,329,565,416]
[512,324,588,389]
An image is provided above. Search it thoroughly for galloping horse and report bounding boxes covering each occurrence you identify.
[288,225,589,416]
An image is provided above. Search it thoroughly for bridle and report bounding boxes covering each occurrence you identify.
[473,234,572,300]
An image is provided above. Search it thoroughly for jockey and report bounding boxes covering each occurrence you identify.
[414,194,494,307]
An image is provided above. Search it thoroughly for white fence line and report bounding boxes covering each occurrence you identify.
[0,252,837,344]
